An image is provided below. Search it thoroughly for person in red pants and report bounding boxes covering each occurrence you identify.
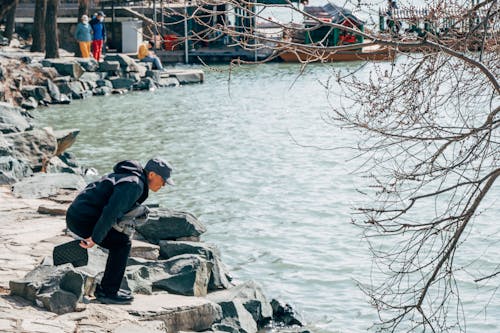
[90,11,107,61]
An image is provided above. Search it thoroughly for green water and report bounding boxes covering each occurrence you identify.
[35,62,500,333]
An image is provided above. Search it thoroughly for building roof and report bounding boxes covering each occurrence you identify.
[304,3,363,25]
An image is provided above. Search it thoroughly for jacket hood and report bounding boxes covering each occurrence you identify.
[113,160,146,179]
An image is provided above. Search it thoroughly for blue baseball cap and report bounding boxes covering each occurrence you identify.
[144,158,174,185]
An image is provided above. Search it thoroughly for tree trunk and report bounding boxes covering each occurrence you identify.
[0,0,16,20]
[30,0,46,52]
[3,0,17,41]
[45,0,59,58]
[75,0,90,57]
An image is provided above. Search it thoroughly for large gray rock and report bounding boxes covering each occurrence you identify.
[159,77,180,87]
[104,54,140,72]
[43,60,84,79]
[46,156,81,174]
[137,208,207,244]
[12,173,86,199]
[76,58,99,72]
[0,102,32,133]
[3,128,57,169]
[79,72,101,83]
[123,293,223,332]
[215,301,258,333]
[45,79,64,104]
[58,81,89,100]
[207,281,273,328]
[126,254,211,297]
[159,241,232,291]
[21,85,51,103]
[99,61,121,72]
[133,77,157,91]
[0,156,33,184]
[94,86,112,96]
[110,77,136,90]
[270,299,303,327]
[20,97,38,110]
[164,69,204,84]
[9,264,84,314]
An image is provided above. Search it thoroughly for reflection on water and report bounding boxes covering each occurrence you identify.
[36,62,500,333]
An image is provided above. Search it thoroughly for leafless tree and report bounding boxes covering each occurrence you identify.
[3,0,17,41]
[45,0,59,58]
[31,0,47,52]
[0,0,16,20]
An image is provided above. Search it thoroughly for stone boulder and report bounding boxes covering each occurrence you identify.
[20,97,38,110]
[46,156,81,174]
[0,156,33,185]
[137,208,207,244]
[159,241,232,291]
[76,58,99,72]
[43,60,84,79]
[0,102,32,133]
[21,85,51,104]
[214,301,258,333]
[99,61,121,72]
[160,77,181,88]
[104,54,140,72]
[110,77,136,90]
[12,173,86,199]
[133,77,157,91]
[125,254,211,297]
[270,299,304,327]
[3,127,57,169]
[124,293,223,332]
[9,264,84,314]
[207,281,273,328]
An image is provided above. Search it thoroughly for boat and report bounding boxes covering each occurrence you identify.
[279,43,395,62]
[278,3,396,63]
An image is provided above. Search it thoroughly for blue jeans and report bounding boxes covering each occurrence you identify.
[141,55,163,70]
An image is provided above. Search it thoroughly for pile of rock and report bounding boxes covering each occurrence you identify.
[0,51,203,110]
[9,207,305,333]
[0,101,83,186]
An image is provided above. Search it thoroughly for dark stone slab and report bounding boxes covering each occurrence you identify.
[104,54,140,72]
[21,85,51,103]
[12,173,86,199]
[207,281,273,328]
[270,299,303,327]
[9,264,84,314]
[0,156,33,185]
[126,254,212,297]
[159,240,232,291]
[110,77,136,90]
[76,58,99,72]
[99,61,121,72]
[0,102,32,134]
[137,208,207,244]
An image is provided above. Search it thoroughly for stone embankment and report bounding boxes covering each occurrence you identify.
[0,45,305,333]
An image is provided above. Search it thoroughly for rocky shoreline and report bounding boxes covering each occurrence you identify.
[0,44,306,333]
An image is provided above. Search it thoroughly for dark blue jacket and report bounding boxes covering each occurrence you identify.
[66,160,149,244]
[89,17,106,41]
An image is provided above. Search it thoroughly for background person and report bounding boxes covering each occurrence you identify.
[66,158,174,304]
[74,15,92,58]
[138,40,165,70]
[90,11,107,61]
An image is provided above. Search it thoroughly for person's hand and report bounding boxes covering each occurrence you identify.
[80,237,96,249]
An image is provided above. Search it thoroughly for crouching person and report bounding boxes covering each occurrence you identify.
[66,158,174,304]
